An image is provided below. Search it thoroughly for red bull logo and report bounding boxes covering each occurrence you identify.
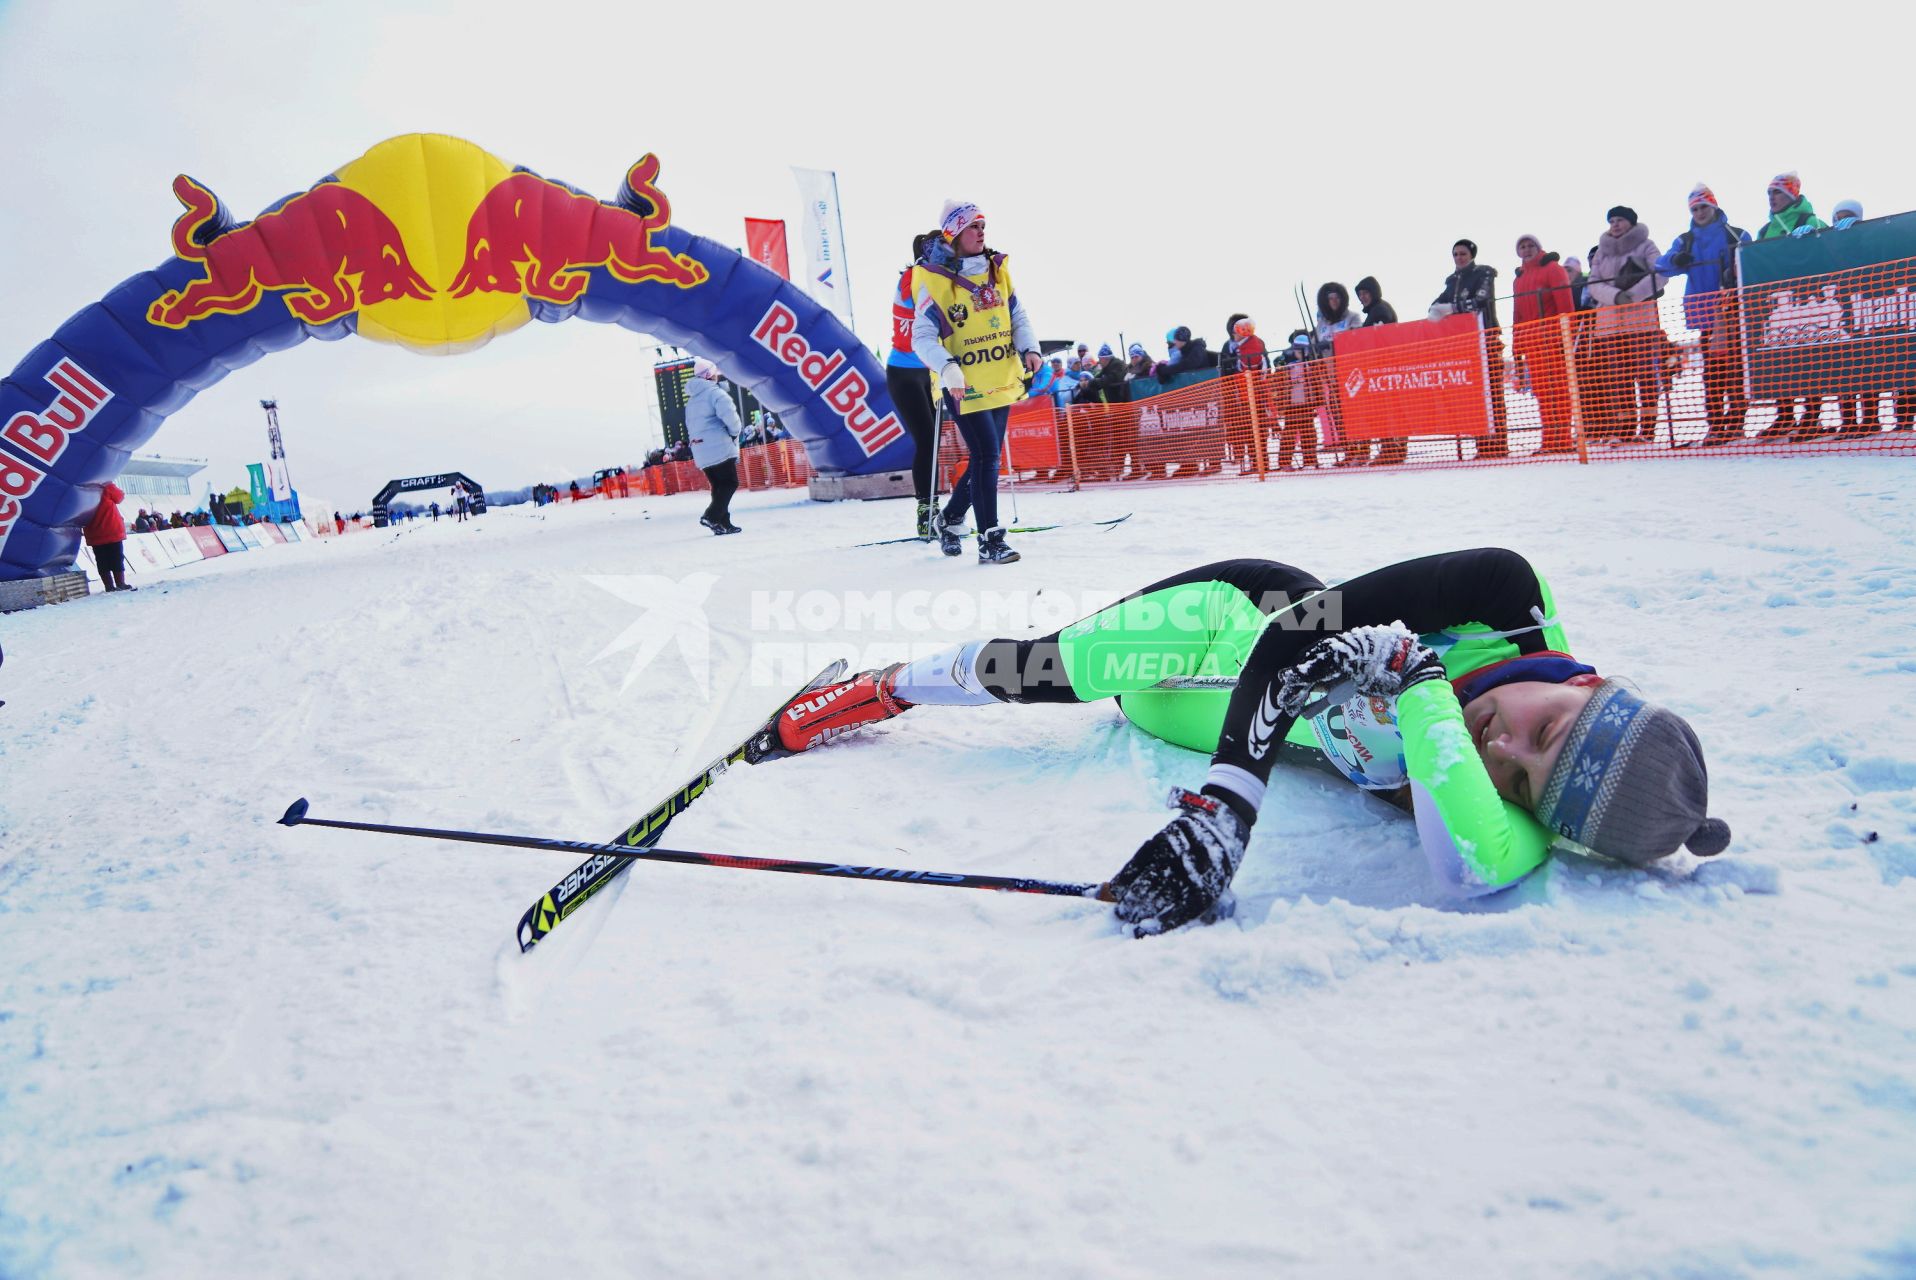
[753,301,902,456]
[147,176,435,327]
[449,154,708,304]
[0,359,112,546]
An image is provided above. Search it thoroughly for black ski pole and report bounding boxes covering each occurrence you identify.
[279,800,1113,901]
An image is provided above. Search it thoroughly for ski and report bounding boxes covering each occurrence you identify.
[512,660,847,952]
[853,513,1131,548]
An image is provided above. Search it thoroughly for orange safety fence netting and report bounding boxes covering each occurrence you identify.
[948,255,1916,489]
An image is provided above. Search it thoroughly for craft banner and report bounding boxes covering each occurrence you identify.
[1332,314,1493,440]
[744,219,790,280]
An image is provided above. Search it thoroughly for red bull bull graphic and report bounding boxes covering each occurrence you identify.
[148,177,435,327]
[0,133,906,583]
[448,155,708,304]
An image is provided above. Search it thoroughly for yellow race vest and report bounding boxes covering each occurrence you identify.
[918,255,1027,413]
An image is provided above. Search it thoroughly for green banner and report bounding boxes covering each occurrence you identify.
[1738,211,1916,399]
[247,462,268,507]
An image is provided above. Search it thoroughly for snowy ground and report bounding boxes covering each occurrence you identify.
[3,457,1915,1280]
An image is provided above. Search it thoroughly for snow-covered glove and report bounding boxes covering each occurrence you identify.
[1274,623,1445,717]
[940,361,968,397]
[1109,788,1250,938]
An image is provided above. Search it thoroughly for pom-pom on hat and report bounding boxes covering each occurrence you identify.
[1536,680,1731,866]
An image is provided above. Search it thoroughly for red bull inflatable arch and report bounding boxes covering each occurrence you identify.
[0,133,906,581]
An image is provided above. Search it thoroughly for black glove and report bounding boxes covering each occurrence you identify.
[1273,623,1446,716]
[1670,250,1695,269]
[1109,789,1250,938]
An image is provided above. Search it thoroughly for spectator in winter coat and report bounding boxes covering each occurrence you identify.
[1563,256,1593,310]
[1584,207,1667,444]
[1431,240,1508,458]
[1758,172,1827,241]
[87,482,132,591]
[1125,343,1154,382]
[1355,278,1408,466]
[1654,184,1752,446]
[1156,325,1216,379]
[1224,317,1269,474]
[1511,234,1576,454]
[1273,331,1320,470]
[1028,358,1062,401]
[686,358,744,534]
[1220,313,1251,376]
[1313,283,1365,465]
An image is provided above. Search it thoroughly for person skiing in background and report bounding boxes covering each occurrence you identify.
[886,230,947,540]
[911,199,1042,565]
[686,358,744,535]
[764,547,1729,935]
[86,481,132,592]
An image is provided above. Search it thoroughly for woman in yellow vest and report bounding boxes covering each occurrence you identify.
[910,200,1042,564]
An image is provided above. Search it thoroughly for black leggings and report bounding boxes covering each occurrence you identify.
[701,459,738,524]
[886,364,938,504]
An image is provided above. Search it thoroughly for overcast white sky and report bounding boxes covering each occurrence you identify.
[0,0,1904,513]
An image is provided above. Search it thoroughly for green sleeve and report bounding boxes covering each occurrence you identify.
[1397,680,1554,894]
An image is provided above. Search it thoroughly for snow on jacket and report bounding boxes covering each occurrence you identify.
[685,377,742,469]
[1587,223,1666,336]
[84,482,126,546]
[1430,263,1501,330]
[1759,196,1826,241]
[1654,216,1751,332]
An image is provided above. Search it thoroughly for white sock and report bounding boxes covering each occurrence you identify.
[891,640,998,706]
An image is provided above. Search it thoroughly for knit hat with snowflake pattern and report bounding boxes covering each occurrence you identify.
[1535,680,1731,866]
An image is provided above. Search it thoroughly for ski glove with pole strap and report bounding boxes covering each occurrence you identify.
[1109,789,1251,938]
[1273,623,1445,717]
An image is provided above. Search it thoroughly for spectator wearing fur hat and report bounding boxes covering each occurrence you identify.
[1431,241,1509,459]
[1584,207,1667,445]
[1655,184,1751,447]
[1511,234,1577,455]
[687,358,743,534]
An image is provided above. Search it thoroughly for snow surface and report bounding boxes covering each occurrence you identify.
[3,459,1915,1280]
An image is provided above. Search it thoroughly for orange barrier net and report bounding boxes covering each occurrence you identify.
[968,256,1916,488]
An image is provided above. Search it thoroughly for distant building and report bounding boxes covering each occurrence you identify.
[116,455,208,518]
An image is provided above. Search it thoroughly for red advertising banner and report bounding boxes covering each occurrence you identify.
[744,218,790,280]
[1332,314,1492,440]
[188,525,226,558]
[1003,398,1061,470]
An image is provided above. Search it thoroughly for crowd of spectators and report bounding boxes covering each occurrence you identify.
[1032,171,1899,468]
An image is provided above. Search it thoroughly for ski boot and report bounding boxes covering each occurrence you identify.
[932,508,963,558]
[760,663,912,756]
[915,500,933,541]
[977,526,1020,564]
[700,515,740,536]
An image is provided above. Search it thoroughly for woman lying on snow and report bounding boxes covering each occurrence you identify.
[766,547,1731,936]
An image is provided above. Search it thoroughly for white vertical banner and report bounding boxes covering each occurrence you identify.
[791,166,855,331]
[266,459,292,501]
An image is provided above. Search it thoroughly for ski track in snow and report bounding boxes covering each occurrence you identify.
[2,460,1914,1279]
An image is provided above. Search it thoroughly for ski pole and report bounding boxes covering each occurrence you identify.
[279,800,1114,901]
